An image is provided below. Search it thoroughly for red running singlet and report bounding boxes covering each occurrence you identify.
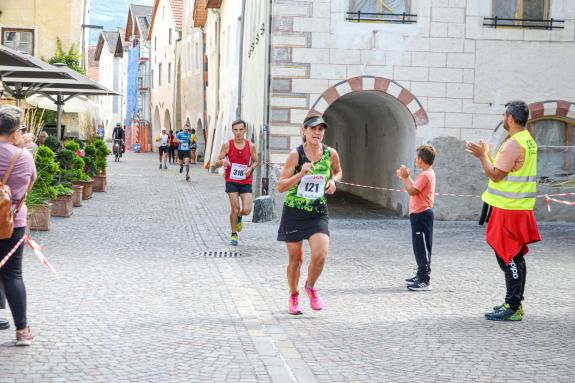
[225,139,253,185]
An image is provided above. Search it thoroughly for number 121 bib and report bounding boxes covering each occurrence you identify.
[297,175,326,199]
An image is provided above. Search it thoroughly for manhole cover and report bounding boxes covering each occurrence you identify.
[194,250,246,258]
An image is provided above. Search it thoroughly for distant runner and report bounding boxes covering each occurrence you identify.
[176,125,193,181]
[157,127,169,170]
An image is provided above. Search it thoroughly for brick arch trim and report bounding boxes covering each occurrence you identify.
[306,76,429,127]
[528,100,575,123]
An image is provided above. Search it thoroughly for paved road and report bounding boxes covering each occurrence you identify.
[1,152,574,382]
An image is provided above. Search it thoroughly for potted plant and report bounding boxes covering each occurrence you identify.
[50,184,74,217]
[95,139,110,190]
[59,142,93,200]
[85,140,109,192]
[27,146,58,231]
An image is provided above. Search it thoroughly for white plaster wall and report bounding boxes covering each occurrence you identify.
[150,0,178,149]
[180,10,205,154]
[241,0,269,146]
[97,47,122,140]
[204,0,243,170]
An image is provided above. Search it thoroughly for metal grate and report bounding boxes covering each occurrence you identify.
[483,17,564,30]
[346,11,417,24]
[194,250,245,258]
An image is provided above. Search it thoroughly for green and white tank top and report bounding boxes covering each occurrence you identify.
[284,144,332,214]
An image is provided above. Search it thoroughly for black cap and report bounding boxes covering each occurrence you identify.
[304,116,327,129]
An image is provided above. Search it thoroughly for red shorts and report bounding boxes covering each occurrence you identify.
[486,207,541,265]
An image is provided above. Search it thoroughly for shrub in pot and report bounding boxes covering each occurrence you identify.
[58,148,93,200]
[51,184,74,217]
[86,140,110,192]
[28,146,58,230]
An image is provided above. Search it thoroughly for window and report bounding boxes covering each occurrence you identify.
[347,0,415,23]
[350,0,409,14]
[151,69,154,88]
[194,38,201,74]
[158,63,162,86]
[169,28,172,45]
[168,63,171,83]
[489,0,557,29]
[528,119,574,181]
[2,28,34,54]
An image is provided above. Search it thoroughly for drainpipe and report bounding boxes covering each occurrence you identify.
[236,0,247,120]
[261,0,273,195]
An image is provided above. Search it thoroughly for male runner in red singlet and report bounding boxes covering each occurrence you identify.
[215,120,258,246]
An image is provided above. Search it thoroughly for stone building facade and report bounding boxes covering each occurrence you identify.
[266,0,575,221]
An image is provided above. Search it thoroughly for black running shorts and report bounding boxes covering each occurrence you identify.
[225,182,252,194]
[178,150,191,160]
[277,205,329,242]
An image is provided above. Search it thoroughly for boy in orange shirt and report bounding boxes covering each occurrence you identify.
[397,144,437,291]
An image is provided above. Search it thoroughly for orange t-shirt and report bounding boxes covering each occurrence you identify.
[409,169,436,214]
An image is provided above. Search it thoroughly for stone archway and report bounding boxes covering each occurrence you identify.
[153,106,161,145]
[308,76,429,215]
[307,76,429,127]
[163,109,172,131]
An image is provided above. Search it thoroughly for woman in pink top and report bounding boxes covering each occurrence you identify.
[0,105,37,346]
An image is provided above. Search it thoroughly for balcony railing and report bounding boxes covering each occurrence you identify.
[346,11,417,24]
[483,17,564,30]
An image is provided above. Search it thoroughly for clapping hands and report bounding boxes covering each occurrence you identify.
[396,165,411,180]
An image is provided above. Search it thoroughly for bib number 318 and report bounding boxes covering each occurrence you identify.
[230,163,248,181]
[297,175,326,199]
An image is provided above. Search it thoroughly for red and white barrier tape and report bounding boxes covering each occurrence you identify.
[265,162,575,200]
[0,235,57,276]
[546,195,575,212]
[337,181,480,198]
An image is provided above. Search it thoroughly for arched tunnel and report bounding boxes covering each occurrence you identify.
[322,91,417,216]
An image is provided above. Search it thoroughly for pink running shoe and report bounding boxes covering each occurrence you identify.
[15,327,35,346]
[305,281,325,311]
[288,292,302,315]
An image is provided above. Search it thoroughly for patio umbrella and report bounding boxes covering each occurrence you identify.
[26,94,99,113]
[1,47,119,139]
[0,44,73,103]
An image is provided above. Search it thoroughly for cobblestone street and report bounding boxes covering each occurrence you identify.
[1,152,574,382]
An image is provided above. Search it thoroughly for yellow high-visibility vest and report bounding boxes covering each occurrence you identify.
[482,130,538,210]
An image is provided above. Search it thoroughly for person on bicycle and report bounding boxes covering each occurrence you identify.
[112,123,125,158]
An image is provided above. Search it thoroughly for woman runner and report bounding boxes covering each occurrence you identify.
[277,115,342,315]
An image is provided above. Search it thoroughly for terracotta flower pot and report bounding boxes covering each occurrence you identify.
[72,185,83,207]
[51,195,74,217]
[92,174,107,192]
[28,203,52,231]
[74,180,93,200]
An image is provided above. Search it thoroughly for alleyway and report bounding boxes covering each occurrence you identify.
[1,152,574,382]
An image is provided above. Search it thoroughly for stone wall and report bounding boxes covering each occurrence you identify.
[267,0,575,221]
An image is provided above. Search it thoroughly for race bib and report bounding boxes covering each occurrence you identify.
[180,142,189,150]
[297,175,326,199]
[230,163,248,181]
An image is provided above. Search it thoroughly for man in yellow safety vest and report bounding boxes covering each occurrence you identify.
[466,100,541,321]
